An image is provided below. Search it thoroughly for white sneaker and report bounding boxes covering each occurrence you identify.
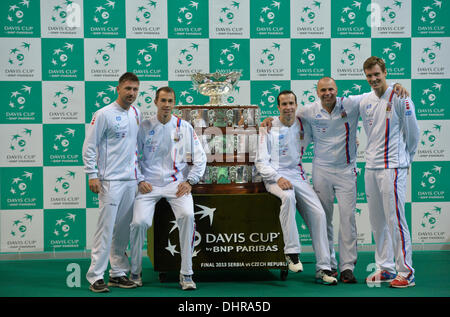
[315,270,338,285]
[130,273,143,287]
[285,254,303,273]
[179,274,197,290]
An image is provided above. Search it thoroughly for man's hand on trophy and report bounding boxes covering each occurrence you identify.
[260,117,275,132]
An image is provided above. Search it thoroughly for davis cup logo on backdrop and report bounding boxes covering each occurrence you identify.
[217,0,240,25]
[0,167,43,209]
[299,1,322,24]
[44,167,85,209]
[258,42,281,67]
[40,0,83,37]
[8,42,31,67]
[413,163,448,201]
[370,0,411,37]
[164,203,214,257]
[1,124,42,166]
[42,38,83,80]
[0,38,41,80]
[412,0,448,36]
[9,84,32,111]
[84,0,125,37]
[251,0,289,37]
[134,0,157,24]
[85,39,126,81]
[210,0,248,38]
[44,124,84,166]
[210,39,249,80]
[93,0,116,25]
[332,38,370,79]
[127,39,167,80]
[292,39,329,80]
[420,41,441,65]
[169,0,208,37]
[94,42,116,67]
[413,38,448,78]
[44,209,85,251]
[291,0,330,38]
[168,39,208,80]
[52,86,74,110]
[413,79,449,120]
[372,38,410,78]
[412,202,449,244]
[9,128,31,153]
[178,42,199,67]
[52,170,76,195]
[421,206,441,230]
[251,39,289,80]
[1,81,41,123]
[84,81,117,122]
[42,82,84,123]
[9,171,33,198]
[2,0,40,36]
[416,121,449,161]
[10,213,33,239]
[251,81,289,120]
[332,0,370,37]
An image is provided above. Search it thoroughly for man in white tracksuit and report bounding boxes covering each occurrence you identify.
[129,87,206,290]
[256,90,338,285]
[83,72,142,293]
[361,57,420,288]
[298,77,367,283]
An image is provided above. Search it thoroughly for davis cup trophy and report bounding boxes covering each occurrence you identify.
[173,72,264,193]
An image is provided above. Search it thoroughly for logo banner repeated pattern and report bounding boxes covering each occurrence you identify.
[0,0,449,254]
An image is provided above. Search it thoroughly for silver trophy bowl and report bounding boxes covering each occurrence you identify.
[191,72,241,105]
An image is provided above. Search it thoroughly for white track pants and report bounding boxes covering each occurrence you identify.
[86,180,137,284]
[365,168,414,278]
[130,181,195,276]
[264,173,331,272]
[312,164,358,272]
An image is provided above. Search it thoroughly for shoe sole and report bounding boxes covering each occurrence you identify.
[390,282,416,288]
[107,282,137,289]
[315,278,338,285]
[89,286,110,293]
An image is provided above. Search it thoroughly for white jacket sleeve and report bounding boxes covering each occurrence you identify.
[82,111,106,179]
[255,126,280,183]
[136,125,146,183]
[187,126,207,184]
[297,107,313,147]
[397,97,420,163]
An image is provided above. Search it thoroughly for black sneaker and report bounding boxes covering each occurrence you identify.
[340,269,357,283]
[330,269,338,278]
[108,276,137,289]
[89,279,110,293]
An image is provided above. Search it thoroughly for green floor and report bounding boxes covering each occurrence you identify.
[0,251,449,297]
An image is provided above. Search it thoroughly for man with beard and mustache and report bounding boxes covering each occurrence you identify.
[83,72,142,293]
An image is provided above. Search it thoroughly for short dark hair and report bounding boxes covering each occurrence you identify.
[277,90,297,106]
[155,86,176,103]
[118,72,140,85]
[363,56,386,73]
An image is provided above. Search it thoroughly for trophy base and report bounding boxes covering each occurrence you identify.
[192,182,266,194]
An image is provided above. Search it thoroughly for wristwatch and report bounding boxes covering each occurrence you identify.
[187,178,196,186]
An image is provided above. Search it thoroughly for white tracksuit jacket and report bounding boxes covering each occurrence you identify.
[360,86,420,169]
[136,115,206,186]
[360,86,420,279]
[83,101,141,181]
[130,115,206,277]
[255,117,332,271]
[82,101,141,284]
[298,95,366,272]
